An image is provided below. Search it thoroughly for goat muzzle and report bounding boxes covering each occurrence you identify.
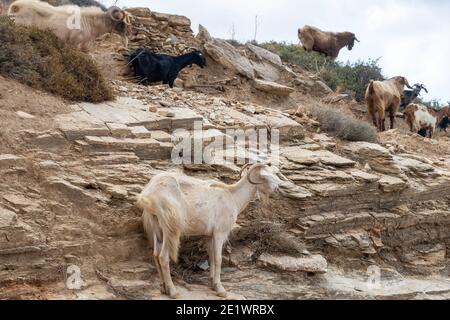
[276,171,290,182]
[107,6,127,23]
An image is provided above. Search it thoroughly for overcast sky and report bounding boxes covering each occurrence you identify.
[104,0,449,103]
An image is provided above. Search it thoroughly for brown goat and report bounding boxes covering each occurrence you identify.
[298,25,360,59]
[365,76,412,132]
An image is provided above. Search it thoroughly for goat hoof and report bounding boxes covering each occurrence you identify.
[214,284,227,298]
[160,284,168,295]
[168,287,180,299]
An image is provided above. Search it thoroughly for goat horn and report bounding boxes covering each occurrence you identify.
[239,163,252,179]
[246,163,266,185]
[405,79,413,89]
[354,37,360,42]
[108,7,124,22]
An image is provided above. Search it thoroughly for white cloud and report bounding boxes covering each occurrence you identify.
[103,0,449,103]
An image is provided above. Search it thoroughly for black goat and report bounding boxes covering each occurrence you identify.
[128,48,207,88]
[400,83,428,110]
[417,128,427,138]
[438,116,450,132]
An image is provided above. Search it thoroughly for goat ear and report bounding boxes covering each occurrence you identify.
[9,4,20,14]
[32,6,52,18]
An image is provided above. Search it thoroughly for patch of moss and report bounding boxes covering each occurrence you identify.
[0,16,113,102]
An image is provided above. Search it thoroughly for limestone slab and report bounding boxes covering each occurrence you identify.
[258,254,328,274]
[253,79,294,96]
[0,154,24,168]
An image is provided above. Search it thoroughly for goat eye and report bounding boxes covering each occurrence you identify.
[11,6,20,13]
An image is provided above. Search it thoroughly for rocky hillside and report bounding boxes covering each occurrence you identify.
[0,8,449,300]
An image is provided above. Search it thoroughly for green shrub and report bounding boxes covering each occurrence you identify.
[261,41,332,72]
[260,42,385,103]
[323,59,385,102]
[0,16,113,103]
[308,105,378,142]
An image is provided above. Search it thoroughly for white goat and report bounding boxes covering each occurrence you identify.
[137,163,283,298]
[404,103,450,138]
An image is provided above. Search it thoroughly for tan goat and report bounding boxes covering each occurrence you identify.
[298,25,360,59]
[365,76,412,131]
[7,0,131,51]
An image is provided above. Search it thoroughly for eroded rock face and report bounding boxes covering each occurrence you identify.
[283,147,356,168]
[0,154,24,168]
[246,43,283,67]
[196,24,212,43]
[343,142,401,175]
[0,207,17,228]
[379,176,408,193]
[204,39,256,79]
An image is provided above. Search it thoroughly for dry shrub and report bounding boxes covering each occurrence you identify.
[170,222,305,280]
[231,222,305,260]
[0,16,113,102]
[309,105,378,142]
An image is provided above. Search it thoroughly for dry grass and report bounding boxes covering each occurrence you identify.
[308,105,378,142]
[0,16,113,102]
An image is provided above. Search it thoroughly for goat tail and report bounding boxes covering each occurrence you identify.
[139,195,184,262]
[142,209,155,244]
[368,80,375,95]
[137,192,151,210]
[157,201,185,263]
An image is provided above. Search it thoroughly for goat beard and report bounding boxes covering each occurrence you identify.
[256,189,271,206]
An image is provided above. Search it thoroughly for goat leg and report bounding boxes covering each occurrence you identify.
[390,112,396,130]
[208,237,216,286]
[153,256,167,295]
[158,233,179,299]
[212,235,227,298]
[153,234,167,295]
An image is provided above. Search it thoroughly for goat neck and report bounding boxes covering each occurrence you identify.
[228,175,259,213]
[336,32,353,48]
[174,52,199,70]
